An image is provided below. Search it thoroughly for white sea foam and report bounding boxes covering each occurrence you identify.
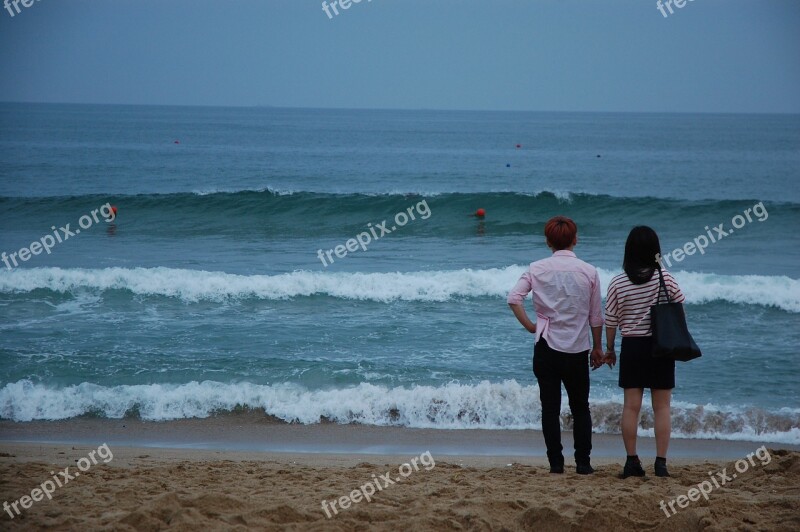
[191,186,297,196]
[0,266,797,312]
[1,379,797,444]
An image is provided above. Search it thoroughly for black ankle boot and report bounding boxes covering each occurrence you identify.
[576,461,594,475]
[621,455,646,478]
[654,456,670,477]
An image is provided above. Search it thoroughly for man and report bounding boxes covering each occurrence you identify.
[507,216,605,474]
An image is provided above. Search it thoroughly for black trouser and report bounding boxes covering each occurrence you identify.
[532,338,592,465]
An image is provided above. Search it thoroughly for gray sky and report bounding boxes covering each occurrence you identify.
[0,0,798,113]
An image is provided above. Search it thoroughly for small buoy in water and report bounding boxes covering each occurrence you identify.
[506,163,511,167]
[174,140,180,144]
[596,154,601,158]
[516,144,521,149]
[109,205,118,220]
[475,208,486,218]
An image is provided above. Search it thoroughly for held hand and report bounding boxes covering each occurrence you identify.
[590,346,604,370]
[604,349,617,369]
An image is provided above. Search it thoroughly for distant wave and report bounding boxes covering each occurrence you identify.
[1,266,798,312]
[1,191,796,228]
[1,379,797,444]
[2,189,798,205]
[2,190,797,241]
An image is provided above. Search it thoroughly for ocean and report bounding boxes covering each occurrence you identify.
[1,103,798,444]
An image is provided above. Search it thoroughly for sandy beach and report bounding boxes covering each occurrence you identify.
[1,418,799,531]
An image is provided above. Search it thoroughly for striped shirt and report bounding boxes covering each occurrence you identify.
[605,269,685,337]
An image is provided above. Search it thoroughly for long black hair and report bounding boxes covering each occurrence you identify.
[623,226,662,285]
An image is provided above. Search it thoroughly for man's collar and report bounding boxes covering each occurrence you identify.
[552,250,576,257]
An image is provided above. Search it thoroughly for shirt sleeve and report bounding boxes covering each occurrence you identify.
[604,278,619,328]
[507,269,533,305]
[665,271,685,304]
[588,269,604,327]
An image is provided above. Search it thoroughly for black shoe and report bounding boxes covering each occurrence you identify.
[654,457,670,477]
[549,455,564,474]
[621,455,646,478]
[576,462,594,475]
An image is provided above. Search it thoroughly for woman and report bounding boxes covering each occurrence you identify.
[603,226,685,478]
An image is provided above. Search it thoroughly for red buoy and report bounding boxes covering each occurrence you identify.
[475,208,486,218]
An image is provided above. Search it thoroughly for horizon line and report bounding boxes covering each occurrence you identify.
[1,100,798,116]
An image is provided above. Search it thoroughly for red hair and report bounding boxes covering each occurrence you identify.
[544,216,577,250]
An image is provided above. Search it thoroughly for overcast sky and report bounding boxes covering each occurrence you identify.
[0,0,798,113]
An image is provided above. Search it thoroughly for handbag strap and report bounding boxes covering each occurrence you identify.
[655,267,671,304]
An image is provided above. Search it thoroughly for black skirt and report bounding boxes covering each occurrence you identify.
[618,336,675,390]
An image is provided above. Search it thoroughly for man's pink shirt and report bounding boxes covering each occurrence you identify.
[507,250,604,353]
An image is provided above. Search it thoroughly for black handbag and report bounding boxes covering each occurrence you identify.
[650,268,702,362]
